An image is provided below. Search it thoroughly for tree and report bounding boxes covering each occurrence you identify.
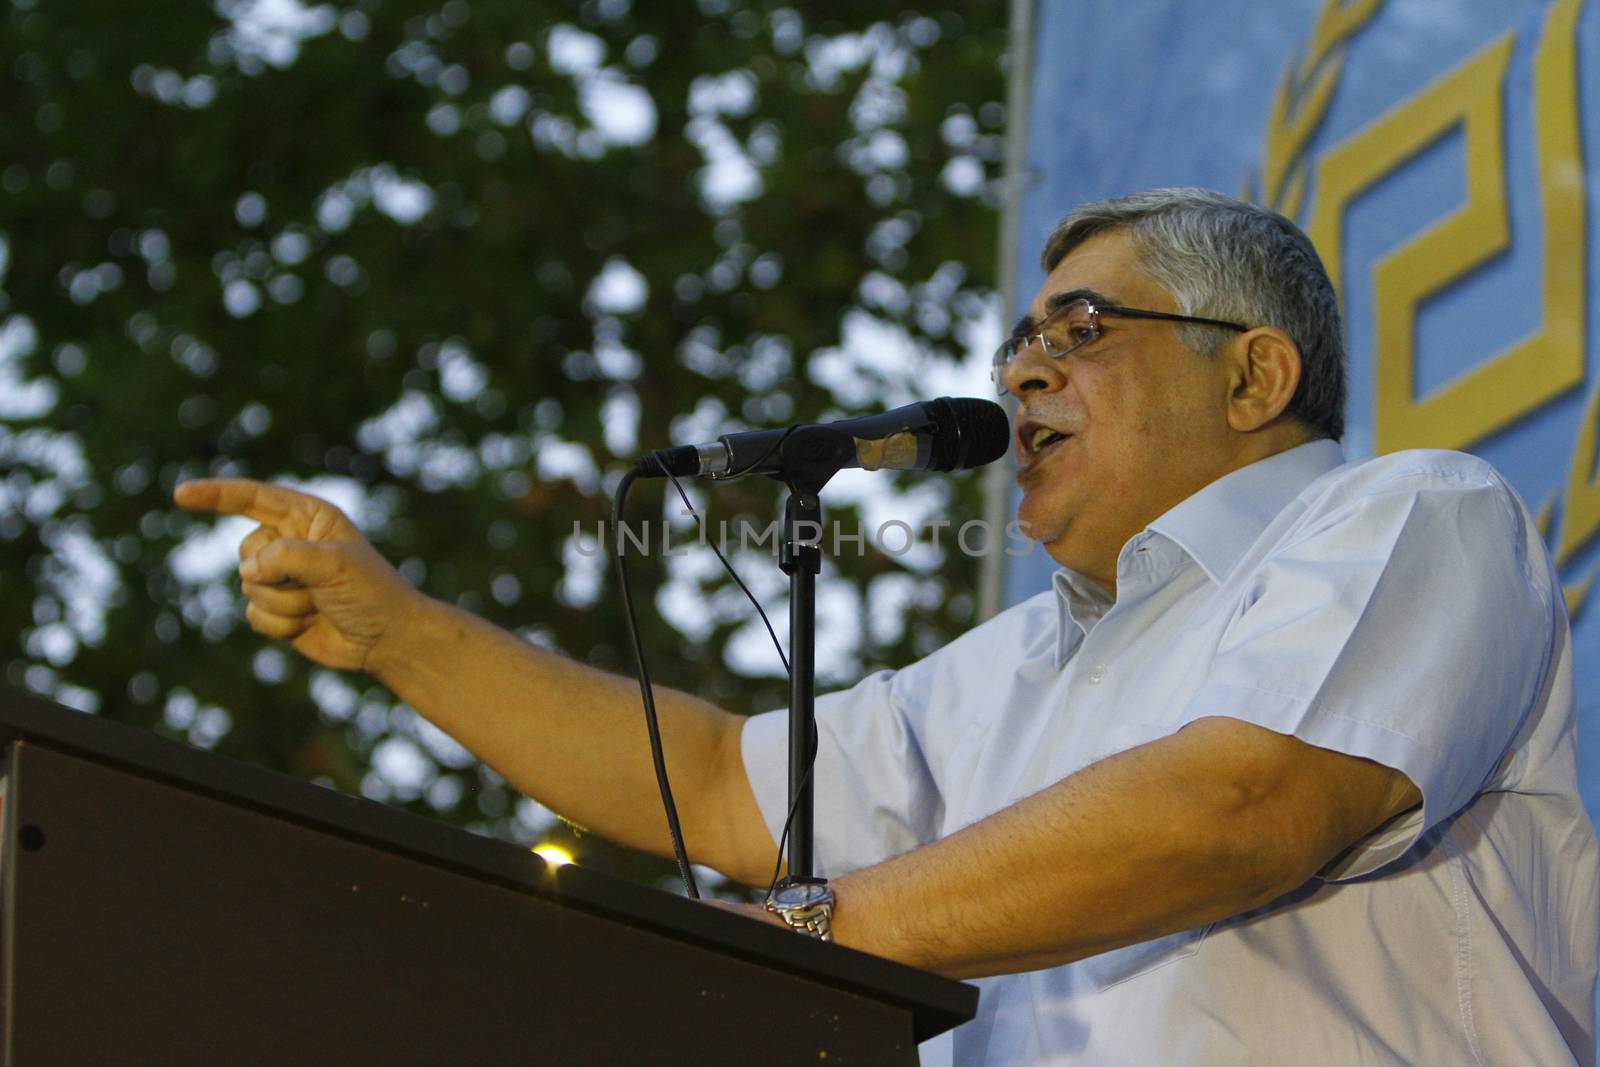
[0,0,1008,892]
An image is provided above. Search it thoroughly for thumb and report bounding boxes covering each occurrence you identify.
[244,538,344,587]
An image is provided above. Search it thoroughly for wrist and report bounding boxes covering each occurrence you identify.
[363,588,443,681]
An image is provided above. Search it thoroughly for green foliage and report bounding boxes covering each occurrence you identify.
[0,0,1006,890]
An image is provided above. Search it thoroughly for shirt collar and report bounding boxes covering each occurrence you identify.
[1045,439,1346,664]
[1050,569,1112,666]
[1145,438,1346,585]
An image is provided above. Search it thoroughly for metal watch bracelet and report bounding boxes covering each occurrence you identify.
[765,883,835,941]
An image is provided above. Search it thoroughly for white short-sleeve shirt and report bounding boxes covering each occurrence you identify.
[742,440,1600,1066]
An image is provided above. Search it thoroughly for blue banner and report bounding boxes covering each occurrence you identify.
[1006,0,1600,968]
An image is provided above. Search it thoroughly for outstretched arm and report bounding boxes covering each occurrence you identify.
[174,479,779,885]
[820,715,1420,979]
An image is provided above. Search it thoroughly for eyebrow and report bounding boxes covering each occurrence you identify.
[1009,288,1116,340]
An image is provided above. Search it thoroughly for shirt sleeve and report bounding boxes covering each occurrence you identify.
[1179,461,1556,880]
[741,665,943,879]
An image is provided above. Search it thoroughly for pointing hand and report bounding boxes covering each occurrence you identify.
[173,479,423,673]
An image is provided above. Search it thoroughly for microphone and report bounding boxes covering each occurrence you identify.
[634,397,1011,480]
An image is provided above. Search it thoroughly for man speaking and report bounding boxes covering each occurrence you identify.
[177,189,1599,1065]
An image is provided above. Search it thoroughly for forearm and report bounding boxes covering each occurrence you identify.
[370,594,774,883]
[828,719,1412,979]
[832,755,1280,977]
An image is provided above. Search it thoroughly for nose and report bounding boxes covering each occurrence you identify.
[1000,337,1068,396]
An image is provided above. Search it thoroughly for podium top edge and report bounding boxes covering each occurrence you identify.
[0,685,977,1039]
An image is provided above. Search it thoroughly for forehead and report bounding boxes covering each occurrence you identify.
[1028,229,1175,318]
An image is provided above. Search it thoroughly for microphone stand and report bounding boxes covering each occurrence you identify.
[778,480,824,887]
[759,424,857,891]
[632,400,1009,898]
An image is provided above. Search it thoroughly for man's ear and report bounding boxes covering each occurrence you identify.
[1225,327,1302,433]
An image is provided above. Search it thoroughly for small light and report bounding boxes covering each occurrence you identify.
[533,844,574,868]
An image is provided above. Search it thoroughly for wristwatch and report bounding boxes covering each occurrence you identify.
[765,880,835,941]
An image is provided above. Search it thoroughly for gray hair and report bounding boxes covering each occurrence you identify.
[1040,188,1345,441]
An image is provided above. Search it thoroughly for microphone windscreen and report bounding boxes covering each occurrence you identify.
[930,397,1011,471]
[634,444,702,478]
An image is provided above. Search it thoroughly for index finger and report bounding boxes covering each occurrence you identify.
[173,479,331,527]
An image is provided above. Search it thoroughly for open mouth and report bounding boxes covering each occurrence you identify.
[1029,426,1069,452]
[1018,419,1074,464]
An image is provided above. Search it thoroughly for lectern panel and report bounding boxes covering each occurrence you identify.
[2,740,918,1066]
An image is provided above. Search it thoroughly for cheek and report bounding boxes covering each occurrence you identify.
[1103,375,1212,456]
[1076,390,1210,506]
[1083,390,1164,469]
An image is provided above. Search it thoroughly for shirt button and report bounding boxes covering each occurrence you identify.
[1088,664,1107,684]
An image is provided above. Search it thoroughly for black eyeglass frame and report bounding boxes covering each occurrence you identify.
[991,299,1250,394]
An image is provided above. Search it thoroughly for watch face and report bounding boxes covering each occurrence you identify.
[773,882,832,908]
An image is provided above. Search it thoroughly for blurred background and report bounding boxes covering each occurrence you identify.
[0,0,1010,894]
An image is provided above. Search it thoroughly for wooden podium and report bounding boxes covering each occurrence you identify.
[0,689,975,1065]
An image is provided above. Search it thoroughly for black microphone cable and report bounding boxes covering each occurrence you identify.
[611,454,796,899]
[612,466,700,897]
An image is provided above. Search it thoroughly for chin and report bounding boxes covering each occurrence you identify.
[1015,492,1072,549]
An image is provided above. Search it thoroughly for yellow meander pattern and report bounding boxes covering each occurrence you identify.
[1264,0,1598,612]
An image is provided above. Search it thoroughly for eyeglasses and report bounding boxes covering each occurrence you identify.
[991,298,1249,395]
